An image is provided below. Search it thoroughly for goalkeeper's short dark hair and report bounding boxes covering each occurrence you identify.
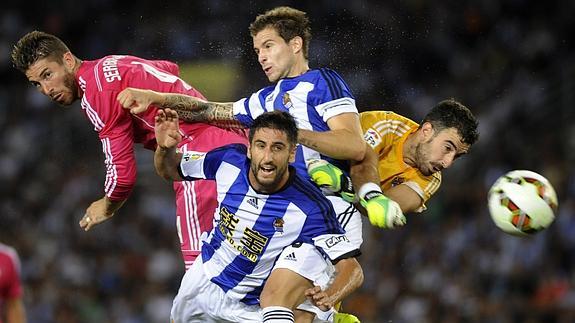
[422,99,479,146]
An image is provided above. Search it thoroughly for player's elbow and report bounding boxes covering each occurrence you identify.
[348,141,367,162]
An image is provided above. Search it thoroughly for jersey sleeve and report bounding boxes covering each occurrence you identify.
[232,86,276,127]
[310,69,358,122]
[179,144,246,180]
[403,172,442,212]
[313,234,361,263]
[87,91,138,202]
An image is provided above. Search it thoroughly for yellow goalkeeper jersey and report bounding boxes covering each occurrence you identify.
[360,110,441,212]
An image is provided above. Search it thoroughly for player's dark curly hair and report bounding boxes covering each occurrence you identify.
[249,111,298,147]
[11,31,70,72]
[249,6,312,59]
[422,99,479,146]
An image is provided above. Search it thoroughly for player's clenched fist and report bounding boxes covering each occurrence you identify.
[360,191,406,229]
[117,87,163,114]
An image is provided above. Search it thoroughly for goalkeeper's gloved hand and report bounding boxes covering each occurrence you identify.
[360,191,406,229]
[306,159,355,202]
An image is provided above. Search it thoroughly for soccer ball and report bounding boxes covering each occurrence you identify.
[487,170,558,236]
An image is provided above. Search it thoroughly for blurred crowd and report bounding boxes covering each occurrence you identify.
[1,1,574,322]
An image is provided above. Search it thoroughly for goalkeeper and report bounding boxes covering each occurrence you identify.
[308,100,479,227]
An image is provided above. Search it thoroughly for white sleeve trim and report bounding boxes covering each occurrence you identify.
[179,151,207,179]
[314,97,358,123]
[403,181,426,212]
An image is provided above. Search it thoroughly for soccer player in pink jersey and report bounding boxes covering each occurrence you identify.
[11,31,248,269]
[0,243,26,323]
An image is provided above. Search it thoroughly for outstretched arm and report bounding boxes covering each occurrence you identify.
[304,257,364,311]
[154,109,184,181]
[297,113,366,161]
[117,88,244,128]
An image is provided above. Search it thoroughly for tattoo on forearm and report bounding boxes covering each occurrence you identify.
[161,95,237,126]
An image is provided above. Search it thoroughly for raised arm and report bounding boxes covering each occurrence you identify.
[154,109,184,181]
[297,113,366,161]
[117,88,244,128]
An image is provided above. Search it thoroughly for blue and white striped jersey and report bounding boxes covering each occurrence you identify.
[232,68,357,175]
[178,144,360,305]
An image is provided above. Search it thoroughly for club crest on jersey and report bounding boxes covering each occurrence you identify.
[364,128,381,148]
[273,218,284,233]
[391,176,405,187]
[182,151,206,161]
[282,93,293,109]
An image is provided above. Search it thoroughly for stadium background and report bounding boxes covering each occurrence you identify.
[1,0,574,322]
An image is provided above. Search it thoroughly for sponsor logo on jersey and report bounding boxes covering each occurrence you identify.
[247,197,259,209]
[326,235,350,248]
[364,128,381,148]
[273,217,284,233]
[183,151,206,161]
[284,252,297,261]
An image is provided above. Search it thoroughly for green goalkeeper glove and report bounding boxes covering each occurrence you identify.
[360,191,406,229]
[306,159,355,202]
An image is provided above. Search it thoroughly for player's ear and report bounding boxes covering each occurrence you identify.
[290,36,303,55]
[421,122,435,140]
[288,145,296,163]
[247,143,252,160]
[63,52,76,69]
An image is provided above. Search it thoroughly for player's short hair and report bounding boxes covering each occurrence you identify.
[249,111,298,147]
[249,6,312,59]
[11,31,70,72]
[422,99,479,146]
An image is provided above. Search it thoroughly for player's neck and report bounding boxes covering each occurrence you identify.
[286,59,309,78]
[402,132,418,167]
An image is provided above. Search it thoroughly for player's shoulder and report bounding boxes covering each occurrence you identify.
[310,67,347,84]
[210,143,248,162]
[288,171,333,210]
[361,110,418,129]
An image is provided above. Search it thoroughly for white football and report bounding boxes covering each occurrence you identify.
[488,170,558,236]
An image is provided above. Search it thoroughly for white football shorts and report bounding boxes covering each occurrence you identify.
[170,256,261,322]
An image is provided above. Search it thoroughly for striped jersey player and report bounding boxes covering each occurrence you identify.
[179,145,357,303]
[233,68,357,177]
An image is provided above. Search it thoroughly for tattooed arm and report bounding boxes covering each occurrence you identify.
[117,88,245,128]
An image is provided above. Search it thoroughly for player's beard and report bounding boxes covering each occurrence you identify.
[414,139,440,176]
[59,71,80,106]
[250,161,289,193]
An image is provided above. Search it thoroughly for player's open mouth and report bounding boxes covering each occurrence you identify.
[52,93,63,103]
[260,165,275,174]
[264,67,272,74]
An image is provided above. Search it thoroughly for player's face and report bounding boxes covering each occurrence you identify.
[25,54,79,106]
[414,126,469,176]
[247,128,296,193]
[253,27,298,83]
